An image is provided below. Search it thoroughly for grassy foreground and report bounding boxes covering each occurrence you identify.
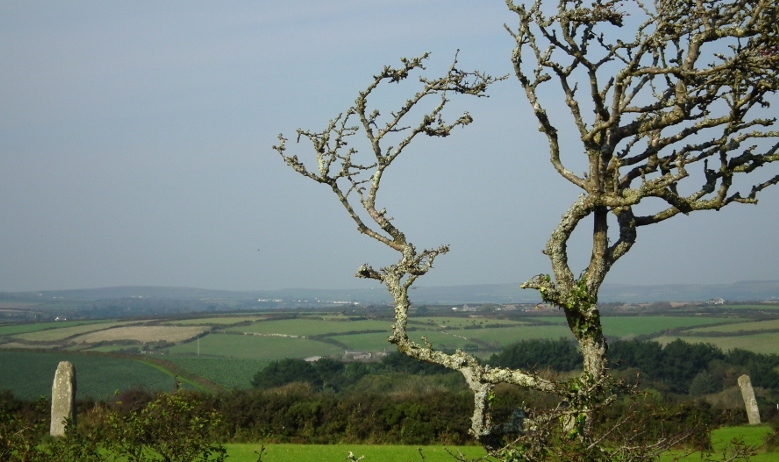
[224,426,776,462]
[660,425,776,462]
[224,444,494,462]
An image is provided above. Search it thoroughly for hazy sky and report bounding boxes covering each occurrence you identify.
[1,1,777,293]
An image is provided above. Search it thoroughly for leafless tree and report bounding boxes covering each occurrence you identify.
[275,0,778,459]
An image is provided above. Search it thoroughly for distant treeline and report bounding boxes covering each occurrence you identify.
[489,338,779,395]
[250,351,451,391]
[251,338,779,398]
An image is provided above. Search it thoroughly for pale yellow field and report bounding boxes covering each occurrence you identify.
[14,321,143,342]
[70,325,210,344]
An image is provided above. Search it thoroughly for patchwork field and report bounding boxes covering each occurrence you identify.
[13,321,146,342]
[1,307,777,396]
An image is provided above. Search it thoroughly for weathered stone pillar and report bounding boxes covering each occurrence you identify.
[50,361,76,437]
[737,374,761,425]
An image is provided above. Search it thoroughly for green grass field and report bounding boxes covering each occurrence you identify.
[0,319,109,336]
[226,426,777,462]
[330,332,394,352]
[164,356,270,389]
[0,350,178,399]
[686,318,779,334]
[717,304,779,310]
[654,333,779,354]
[661,425,776,461]
[600,316,734,338]
[328,324,572,353]
[224,444,494,462]
[163,333,343,360]
[224,318,391,336]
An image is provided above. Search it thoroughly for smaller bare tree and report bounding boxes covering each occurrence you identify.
[274,54,525,449]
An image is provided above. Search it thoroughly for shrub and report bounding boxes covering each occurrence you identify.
[106,390,226,462]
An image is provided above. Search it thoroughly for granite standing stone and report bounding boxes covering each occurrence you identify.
[737,374,761,425]
[50,361,76,437]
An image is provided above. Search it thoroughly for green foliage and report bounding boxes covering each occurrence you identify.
[0,390,227,462]
[488,338,582,371]
[250,352,451,392]
[0,397,47,462]
[35,423,106,462]
[486,337,779,399]
[609,339,779,395]
[725,349,779,389]
[251,358,322,390]
[689,372,723,396]
[378,351,451,375]
[106,390,226,462]
[216,382,472,444]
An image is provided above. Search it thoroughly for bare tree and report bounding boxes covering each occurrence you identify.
[275,0,778,459]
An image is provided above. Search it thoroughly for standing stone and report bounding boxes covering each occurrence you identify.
[50,361,76,437]
[737,374,761,425]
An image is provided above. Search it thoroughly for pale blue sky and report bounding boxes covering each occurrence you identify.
[1,1,777,292]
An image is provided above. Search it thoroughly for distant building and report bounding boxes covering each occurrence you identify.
[343,350,371,361]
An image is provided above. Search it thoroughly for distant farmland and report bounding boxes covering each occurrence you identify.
[1,306,778,397]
